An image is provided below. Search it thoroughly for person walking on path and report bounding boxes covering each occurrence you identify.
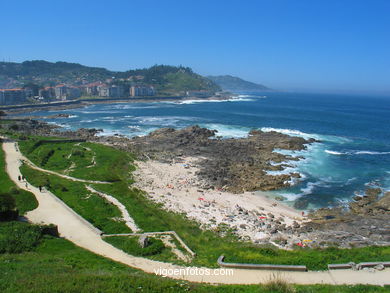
[39,186,42,192]
[25,182,28,189]
[18,175,21,181]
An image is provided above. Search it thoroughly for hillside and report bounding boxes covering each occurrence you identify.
[207,75,270,91]
[0,61,220,94]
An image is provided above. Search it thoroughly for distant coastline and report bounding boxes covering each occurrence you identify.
[2,94,235,114]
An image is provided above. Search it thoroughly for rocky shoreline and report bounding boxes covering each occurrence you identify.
[1,118,389,248]
[114,126,317,193]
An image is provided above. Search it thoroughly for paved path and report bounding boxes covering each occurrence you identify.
[2,139,389,285]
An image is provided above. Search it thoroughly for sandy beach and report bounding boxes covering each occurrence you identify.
[133,156,305,244]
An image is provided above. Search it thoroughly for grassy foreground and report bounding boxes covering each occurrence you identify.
[2,234,388,293]
[14,137,390,271]
[0,133,389,291]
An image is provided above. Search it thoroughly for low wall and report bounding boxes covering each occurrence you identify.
[44,189,103,235]
[328,261,390,270]
[103,231,196,257]
[217,255,307,271]
[37,139,86,144]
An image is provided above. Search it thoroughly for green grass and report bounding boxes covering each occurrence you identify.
[19,164,131,234]
[16,138,390,270]
[0,235,388,293]
[91,183,390,270]
[0,140,37,215]
[104,236,182,263]
[0,221,43,253]
[18,139,134,182]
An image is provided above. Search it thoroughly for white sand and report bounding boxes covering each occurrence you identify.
[133,157,305,242]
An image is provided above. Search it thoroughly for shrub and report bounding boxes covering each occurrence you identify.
[72,150,85,157]
[264,274,295,293]
[105,236,166,257]
[8,186,20,195]
[0,193,16,213]
[0,222,43,253]
[41,149,55,166]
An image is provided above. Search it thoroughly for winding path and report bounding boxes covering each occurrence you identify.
[18,147,110,184]
[2,139,389,285]
[86,185,142,233]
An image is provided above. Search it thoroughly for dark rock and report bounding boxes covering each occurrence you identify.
[138,235,149,248]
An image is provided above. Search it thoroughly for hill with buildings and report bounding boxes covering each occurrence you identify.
[0,61,221,105]
[207,75,270,92]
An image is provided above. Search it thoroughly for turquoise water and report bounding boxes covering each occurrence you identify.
[28,92,390,208]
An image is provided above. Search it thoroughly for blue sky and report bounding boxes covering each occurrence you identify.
[1,0,389,93]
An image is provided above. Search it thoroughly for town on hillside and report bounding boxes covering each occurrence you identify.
[0,61,221,106]
[0,83,157,106]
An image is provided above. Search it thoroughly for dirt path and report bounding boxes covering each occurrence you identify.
[3,139,389,286]
[86,185,141,233]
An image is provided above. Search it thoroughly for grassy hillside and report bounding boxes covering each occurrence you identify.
[208,75,270,91]
[0,61,221,94]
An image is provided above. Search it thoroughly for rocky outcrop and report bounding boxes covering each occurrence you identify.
[121,126,315,193]
[0,119,102,139]
[297,189,390,248]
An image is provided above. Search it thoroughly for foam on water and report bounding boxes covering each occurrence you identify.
[200,123,250,138]
[174,96,257,105]
[277,192,302,201]
[133,115,201,127]
[325,150,344,155]
[265,167,299,176]
[261,127,350,143]
[325,149,390,156]
[354,150,390,155]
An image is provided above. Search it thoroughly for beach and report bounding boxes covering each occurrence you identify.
[133,156,305,244]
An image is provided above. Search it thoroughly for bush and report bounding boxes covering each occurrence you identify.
[8,186,20,195]
[264,274,295,293]
[0,222,43,253]
[72,150,85,157]
[41,149,55,166]
[0,193,18,220]
[0,193,16,213]
[105,236,166,257]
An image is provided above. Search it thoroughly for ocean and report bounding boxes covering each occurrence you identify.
[26,92,390,209]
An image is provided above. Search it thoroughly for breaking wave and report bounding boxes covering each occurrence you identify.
[325,149,390,156]
[201,123,250,138]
